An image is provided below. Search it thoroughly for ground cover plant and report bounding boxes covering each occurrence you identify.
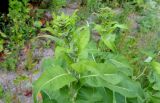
[0,0,160,103]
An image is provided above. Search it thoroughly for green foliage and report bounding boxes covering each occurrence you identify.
[50,0,67,11]
[138,4,160,33]
[32,1,160,101]
[14,75,29,85]
[145,61,160,102]
[0,85,3,98]
[33,11,146,103]
[94,7,127,52]
[151,61,160,75]
[86,0,104,12]
[8,0,36,47]
[3,91,12,103]
[0,0,37,70]
[0,31,7,52]
[0,51,18,70]
[0,0,159,102]
[42,12,77,37]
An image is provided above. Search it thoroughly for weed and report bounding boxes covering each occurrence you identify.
[33,10,144,103]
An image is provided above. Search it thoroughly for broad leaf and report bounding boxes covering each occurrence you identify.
[41,57,54,70]
[71,61,118,74]
[102,34,116,52]
[151,61,160,75]
[33,65,76,102]
[54,47,73,68]
[82,74,144,98]
[76,87,111,103]
[41,87,72,103]
[148,71,160,91]
[114,92,126,103]
[72,61,144,99]
[105,54,133,76]
[75,26,90,53]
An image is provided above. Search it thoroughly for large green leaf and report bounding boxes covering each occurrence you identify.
[105,54,133,76]
[71,61,118,74]
[76,87,112,103]
[151,97,160,103]
[102,34,116,52]
[74,26,90,53]
[41,57,54,71]
[109,59,133,76]
[41,86,72,103]
[33,65,76,102]
[81,73,144,98]
[71,61,144,99]
[146,91,160,103]
[54,47,73,68]
[151,61,160,75]
[114,92,126,103]
[41,91,57,103]
[78,48,89,60]
[148,71,160,91]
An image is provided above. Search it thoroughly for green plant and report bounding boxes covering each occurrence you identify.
[138,4,160,33]
[0,31,7,52]
[0,51,18,70]
[0,0,38,70]
[49,0,67,11]
[8,0,36,47]
[145,61,160,102]
[0,0,158,102]
[33,10,147,103]
[3,91,12,103]
[0,84,3,98]
[42,11,77,37]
